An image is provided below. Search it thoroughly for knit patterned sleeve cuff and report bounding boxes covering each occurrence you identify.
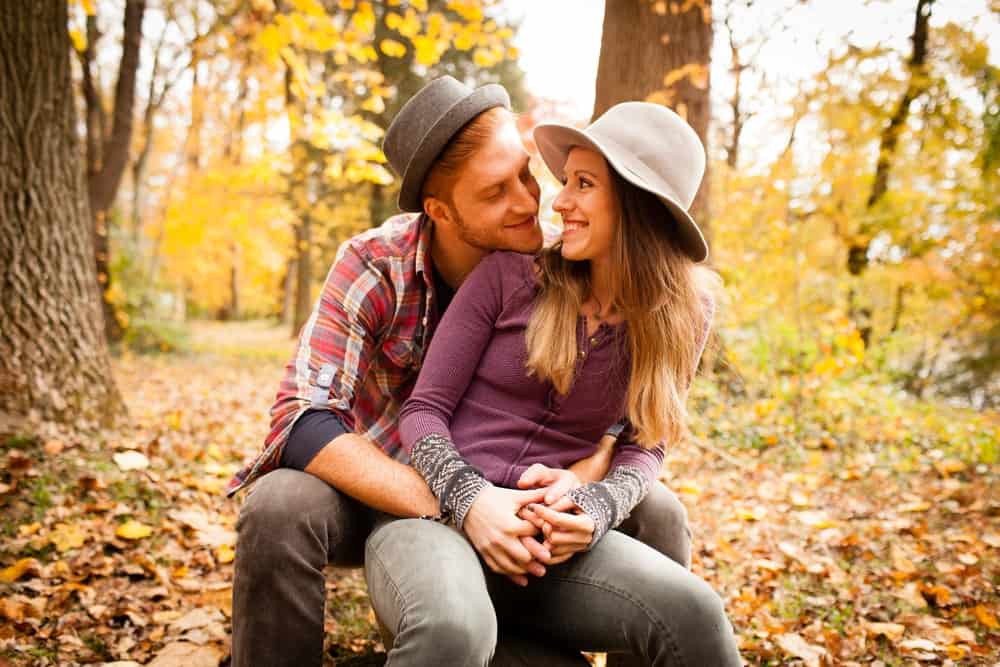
[568,464,650,548]
[409,433,491,529]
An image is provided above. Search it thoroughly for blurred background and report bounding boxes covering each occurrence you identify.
[1,2,998,663]
[57,0,996,449]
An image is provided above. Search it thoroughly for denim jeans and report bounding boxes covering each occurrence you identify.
[366,518,740,666]
[230,468,703,667]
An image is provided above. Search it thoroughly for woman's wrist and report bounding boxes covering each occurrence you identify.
[409,433,490,528]
[567,464,650,547]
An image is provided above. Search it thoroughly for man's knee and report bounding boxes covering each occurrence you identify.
[236,468,367,566]
[620,482,692,568]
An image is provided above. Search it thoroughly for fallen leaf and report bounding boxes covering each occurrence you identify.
[899,500,931,513]
[113,450,150,471]
[919,583,954,607]
[170,607,224,632]
[674,480,702,497]
[794,510,839,529]
[736,506,766,521]
[0,558,39,583]
[957,552,978,565]
[215,544,235,564]
[50,523,87,552]
[753,558,784,572]
[865,621,905,641]
[42,440,64,456]
[899,638,939,652]
[973,604,999,629]
[116,520,153,540]
[147,641,220,667]
[933,458,965,477]
[890,544,917,574]
[775,632,827,667]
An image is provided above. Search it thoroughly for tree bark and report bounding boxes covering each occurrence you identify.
[849,0,934,276]
[847,0,933,347]
[292,215,312,336]
[594,0,713,235]
[0,1,125,436]
[83,0,147,343]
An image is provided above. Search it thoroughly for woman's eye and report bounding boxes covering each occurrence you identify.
[579,177,592,189]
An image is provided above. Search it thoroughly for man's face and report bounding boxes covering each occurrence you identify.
[438,117,543,254]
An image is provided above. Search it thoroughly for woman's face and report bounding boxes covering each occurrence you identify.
[552,147,619,262]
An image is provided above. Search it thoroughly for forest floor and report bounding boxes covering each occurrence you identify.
[1,320,998,666]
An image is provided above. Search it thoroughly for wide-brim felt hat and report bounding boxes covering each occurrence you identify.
[383,76,511,213]
[533,102,709,263]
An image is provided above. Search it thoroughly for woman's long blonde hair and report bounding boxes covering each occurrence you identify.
[524,167,721,448]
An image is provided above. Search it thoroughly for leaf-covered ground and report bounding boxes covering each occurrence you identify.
[1,321,997,666]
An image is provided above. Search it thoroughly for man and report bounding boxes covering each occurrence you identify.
[229,76,692,667]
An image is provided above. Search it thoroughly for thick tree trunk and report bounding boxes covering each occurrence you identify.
[0,1,125,436]
[594,0,713,235]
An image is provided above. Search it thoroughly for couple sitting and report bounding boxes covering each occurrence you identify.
[228,76,741,666]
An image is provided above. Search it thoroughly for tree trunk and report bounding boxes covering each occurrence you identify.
[229,242,241,320]
[846,0,933,346]
[83,0,147,343]
[594,0,713,235]
[0,1,125,436]
[292,216,312,337]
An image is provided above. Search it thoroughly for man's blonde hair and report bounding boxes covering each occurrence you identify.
[421,106,514,205]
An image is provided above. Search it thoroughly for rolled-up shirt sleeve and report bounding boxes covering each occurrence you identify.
[227,243,393,495]
[280,408,350,471]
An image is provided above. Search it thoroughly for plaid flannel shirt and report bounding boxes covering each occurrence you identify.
[228,213,437,496]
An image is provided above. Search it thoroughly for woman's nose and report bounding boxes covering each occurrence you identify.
[553,185,571,213]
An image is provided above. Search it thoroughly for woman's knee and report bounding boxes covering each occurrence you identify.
[367,519,497,665]
[410,606,497,665]
[623,482,692,568]
[647,572,739,665]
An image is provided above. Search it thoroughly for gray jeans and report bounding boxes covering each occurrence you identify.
[231,468,703,667]
[366,519,740,667]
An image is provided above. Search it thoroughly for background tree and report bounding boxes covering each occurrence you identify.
[76,0,148,342]
[594,0,713,229]
[0,1,124,436]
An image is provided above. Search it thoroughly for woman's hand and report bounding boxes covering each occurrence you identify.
[516,463,583,504]
[463,485,551,586]
[522,500,595,566]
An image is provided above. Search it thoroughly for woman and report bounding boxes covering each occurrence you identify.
[368,102,741,666]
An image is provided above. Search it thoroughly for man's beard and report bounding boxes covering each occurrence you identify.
[448,201,539,254]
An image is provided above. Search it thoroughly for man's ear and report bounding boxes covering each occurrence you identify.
[423,195,452,227]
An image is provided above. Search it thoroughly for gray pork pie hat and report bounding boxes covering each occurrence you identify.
[383,76,511,213]
[533,102,709,263]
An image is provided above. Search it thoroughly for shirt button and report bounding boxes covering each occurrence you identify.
[590,336,599,345]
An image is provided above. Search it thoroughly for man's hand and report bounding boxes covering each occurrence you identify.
[516,463,582,504]
[462,486,551,587]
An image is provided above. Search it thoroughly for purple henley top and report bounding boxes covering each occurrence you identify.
[399,251,667,489]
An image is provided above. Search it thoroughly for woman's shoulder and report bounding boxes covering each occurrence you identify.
[476,251,538,287]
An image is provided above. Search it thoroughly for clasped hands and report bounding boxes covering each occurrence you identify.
[461,463,598,587]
